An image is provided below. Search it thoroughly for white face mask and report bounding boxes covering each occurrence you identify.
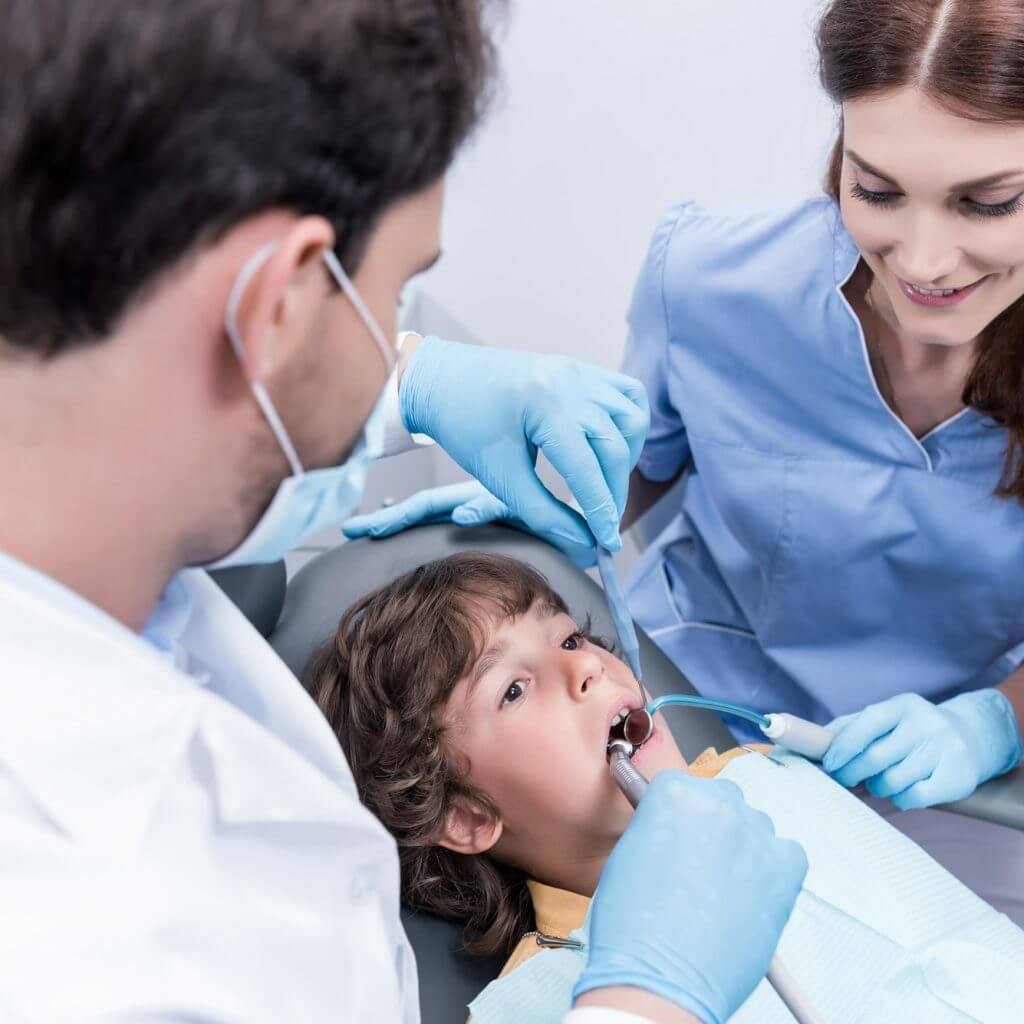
[204,242,396,570]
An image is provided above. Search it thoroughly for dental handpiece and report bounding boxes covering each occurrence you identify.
[607,741,826,1024]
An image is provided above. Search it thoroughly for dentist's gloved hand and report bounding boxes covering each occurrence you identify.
[824,689,1023,810]
[343,481,596,568]
[574,771,808,1024]
[396,336,650,554]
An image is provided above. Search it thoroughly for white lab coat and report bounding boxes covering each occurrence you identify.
[0,554,417,1022]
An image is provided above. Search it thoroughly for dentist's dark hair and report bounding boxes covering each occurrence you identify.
[818,0,1024,505]
[0,0,501,357]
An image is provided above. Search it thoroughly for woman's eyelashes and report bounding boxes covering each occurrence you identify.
[850,181,899,207]
[965,193,1024,218]
[850,180,1024,218]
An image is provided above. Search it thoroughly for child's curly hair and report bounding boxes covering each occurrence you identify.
[309,551,575,956]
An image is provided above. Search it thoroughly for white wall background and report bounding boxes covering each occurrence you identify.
[419,0,838,368]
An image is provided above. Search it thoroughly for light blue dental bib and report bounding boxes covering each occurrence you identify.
[469,754,1024,1023]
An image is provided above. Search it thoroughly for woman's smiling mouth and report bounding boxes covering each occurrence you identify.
[898,274,990,308]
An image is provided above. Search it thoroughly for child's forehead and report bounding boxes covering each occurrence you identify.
[468,596,568,641]
[448,597,574,702]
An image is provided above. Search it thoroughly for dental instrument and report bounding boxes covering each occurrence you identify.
[595,546,643,684]
[607,740,826,1024]
[616,695,837,762]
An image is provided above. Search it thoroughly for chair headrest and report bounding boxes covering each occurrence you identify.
[208,561,287,639]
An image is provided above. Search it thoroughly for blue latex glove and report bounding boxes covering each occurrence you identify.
[823,689,1023,810]
[398,336,650,553]
[574,771,808,1024]
[343,481,596,568]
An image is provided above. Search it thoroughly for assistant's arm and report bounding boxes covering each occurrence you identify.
[996,661,1024,731]
[621,466,685,533]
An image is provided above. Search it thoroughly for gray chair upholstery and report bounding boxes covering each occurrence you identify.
[269,523,733,1024]
[208,561,287,639]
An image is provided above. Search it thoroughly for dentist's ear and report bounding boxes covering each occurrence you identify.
[435,798,504,856]
[231,215,336,381]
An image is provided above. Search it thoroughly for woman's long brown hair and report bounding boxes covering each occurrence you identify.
[818,0,1024,501]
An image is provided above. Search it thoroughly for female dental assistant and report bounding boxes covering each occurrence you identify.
[351,0,1024,922]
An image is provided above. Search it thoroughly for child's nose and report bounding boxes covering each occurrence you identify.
[564,649,604,701]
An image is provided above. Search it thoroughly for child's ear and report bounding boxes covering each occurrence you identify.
[435,798,503,856]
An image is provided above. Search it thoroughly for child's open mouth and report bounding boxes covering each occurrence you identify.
[607,706,654,754]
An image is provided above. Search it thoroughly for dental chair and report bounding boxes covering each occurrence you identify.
[213,523,1024,1024]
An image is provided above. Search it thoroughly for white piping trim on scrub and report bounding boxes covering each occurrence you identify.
[836,270,935,472]
[648,620,757,640]
[658,560,684,629]
[918,404,972,444]
[650,538,755,639]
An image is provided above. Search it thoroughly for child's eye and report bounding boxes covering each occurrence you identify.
[561,631,585,651]
[501,681,526,706]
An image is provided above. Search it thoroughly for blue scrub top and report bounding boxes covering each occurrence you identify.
[623,198,1024,742]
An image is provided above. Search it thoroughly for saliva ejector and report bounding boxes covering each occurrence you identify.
[608,693,837,761]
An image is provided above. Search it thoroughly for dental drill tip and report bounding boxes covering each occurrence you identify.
[623,708,654,748]
[606,737,635,761]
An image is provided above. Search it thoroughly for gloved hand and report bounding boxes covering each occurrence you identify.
[343,481,596,568]
[574,771,808,1024]
[823,689,1023,810]
[398,336,650,553]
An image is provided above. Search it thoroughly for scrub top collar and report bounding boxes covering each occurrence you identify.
[827,205,979,462]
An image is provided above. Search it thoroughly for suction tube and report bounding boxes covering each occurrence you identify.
[760,713,836,761]
[635,696,836,762]
[646,693,771,729]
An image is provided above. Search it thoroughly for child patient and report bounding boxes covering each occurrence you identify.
[312,552,1024,1024]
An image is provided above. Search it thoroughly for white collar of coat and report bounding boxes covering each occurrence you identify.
[0,556,366,861]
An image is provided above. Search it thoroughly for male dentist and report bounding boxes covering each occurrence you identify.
[0,2,806,1022]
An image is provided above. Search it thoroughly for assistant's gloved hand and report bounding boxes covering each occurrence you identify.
[343,481,596,568]
[398,336,650,553]
[823,689,1023,810]
[574,771,808,1024]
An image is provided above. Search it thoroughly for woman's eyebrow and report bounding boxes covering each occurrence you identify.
[847,147,1024,192]
[846,149,899,185]
[948,168,1024,191]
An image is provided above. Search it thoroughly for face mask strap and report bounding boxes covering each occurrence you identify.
[322,248,397,374]
[224,241,305,477]
[224,239,397,481]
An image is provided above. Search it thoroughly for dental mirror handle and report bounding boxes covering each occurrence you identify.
[607,744,826,1024]
[761,713,836,761]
